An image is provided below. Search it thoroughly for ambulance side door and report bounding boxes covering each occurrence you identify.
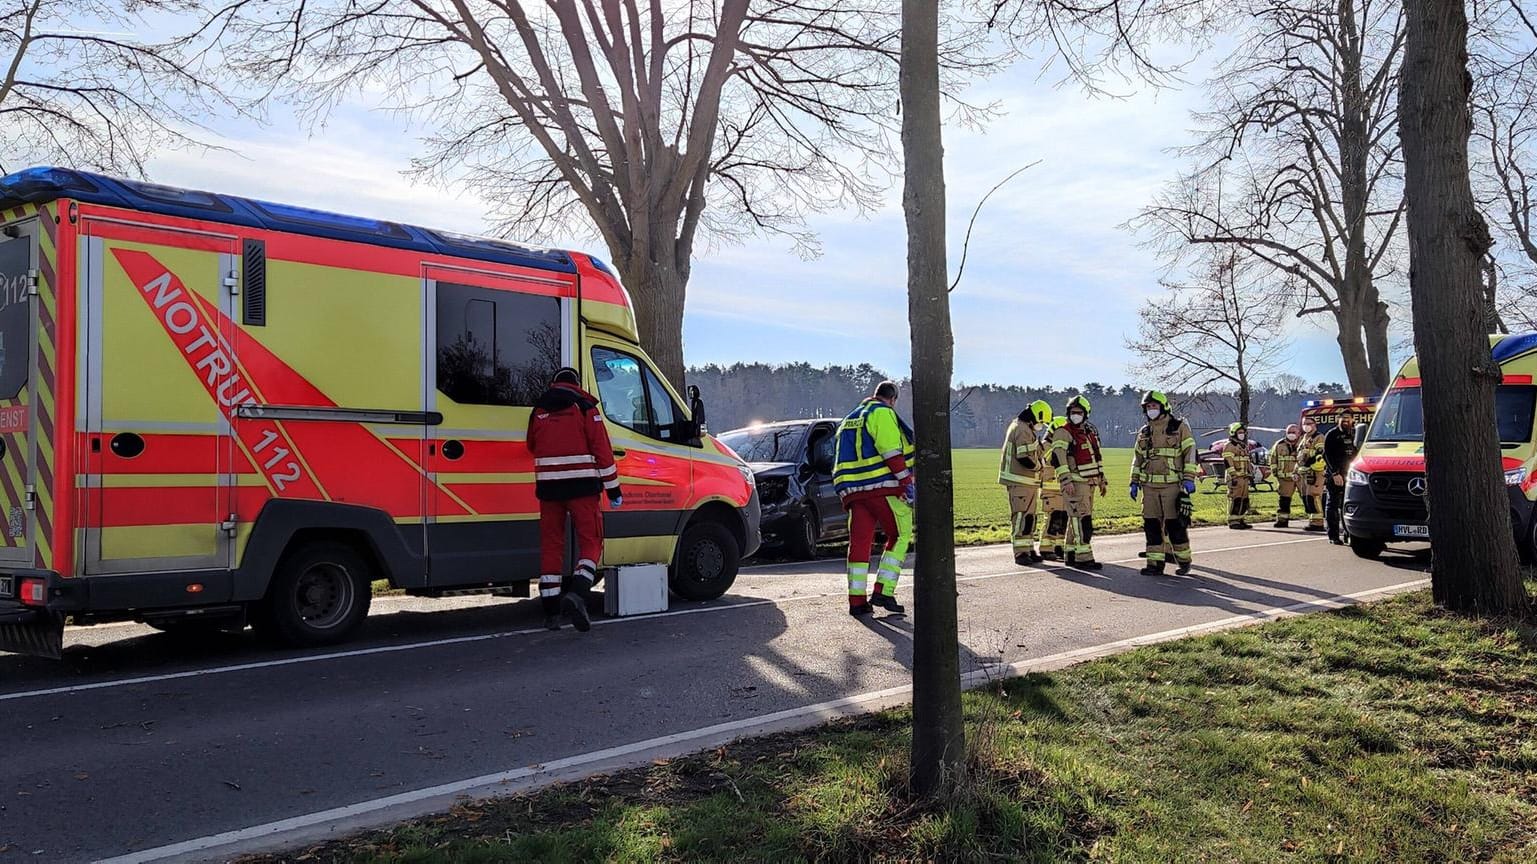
[80,221,237,575]
[423,267,574,586]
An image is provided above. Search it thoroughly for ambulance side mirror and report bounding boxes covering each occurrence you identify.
[1354,424,1368,449]
[686,385,706,444]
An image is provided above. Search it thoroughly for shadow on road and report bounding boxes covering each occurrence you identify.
[1051,559,1360,617]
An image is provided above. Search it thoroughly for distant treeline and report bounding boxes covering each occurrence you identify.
[688,362,1350,449]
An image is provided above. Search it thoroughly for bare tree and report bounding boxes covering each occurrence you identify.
[1127,247,1290,425]
[1136,0,1407,395]
[201,1,998,383]
[1471,19,1537,333]
[1400,0,1528,614]
[0,0,237,175]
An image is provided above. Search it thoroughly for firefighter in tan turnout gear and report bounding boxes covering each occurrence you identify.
[1297,418,1327,531]
[1129,391,1197,575]
[999,400,1054,565]
[1270,424,1303,527]
[1223,422,1254,529]
[1038,416,1068,561]
[1050,395,1106,569]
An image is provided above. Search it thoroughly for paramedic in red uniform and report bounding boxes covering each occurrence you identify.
[528,367,623,632]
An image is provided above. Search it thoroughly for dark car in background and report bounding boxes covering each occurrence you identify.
[718,420,846,559]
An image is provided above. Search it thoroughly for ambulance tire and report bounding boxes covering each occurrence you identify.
[255,541,374,648]
[1348,537,1384,560]
[670,520,739,602]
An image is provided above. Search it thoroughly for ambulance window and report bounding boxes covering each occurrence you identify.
[0,236,30,400]
[646,371,678,441]
[591,346,683,442]
[435,282,562,407]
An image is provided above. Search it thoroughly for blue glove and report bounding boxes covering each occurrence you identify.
[1129,483,1139,501]
[611,495,623,509]
[902,484,916,505]
[1182,479,1196,495]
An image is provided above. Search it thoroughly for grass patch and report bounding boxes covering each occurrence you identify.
[252,591,1537,863]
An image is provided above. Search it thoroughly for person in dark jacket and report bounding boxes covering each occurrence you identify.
[527,368,622,632]
[1322,414,1360,545]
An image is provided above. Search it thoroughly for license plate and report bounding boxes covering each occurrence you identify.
[0,575,12,598]
[1393,524,1430,539]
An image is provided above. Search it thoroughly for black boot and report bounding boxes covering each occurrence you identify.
[1079,558,1103,571]
[870,593,906,615]
[1140,560,1166,576]
[1175,560,1192,576]
[561,592,591,632]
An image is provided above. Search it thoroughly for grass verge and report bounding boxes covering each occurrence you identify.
[249,590,1537,863]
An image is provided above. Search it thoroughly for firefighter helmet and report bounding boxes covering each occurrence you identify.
[1065,394,1092,416]
[1229,422,1246,437]
[1053,415,1068,429]
[1028,400,1053,425]
[1140,390,1170,412]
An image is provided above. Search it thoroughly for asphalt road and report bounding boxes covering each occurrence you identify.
[0,526,1431,863]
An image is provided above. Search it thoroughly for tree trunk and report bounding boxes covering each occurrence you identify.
[902,0,965,799]
[1334,306,1380,395]
[616,252,688,386]
[1399,0,1529,615]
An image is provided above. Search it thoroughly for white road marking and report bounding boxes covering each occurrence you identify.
[1,536,1338,704]
[92,576,1428,864]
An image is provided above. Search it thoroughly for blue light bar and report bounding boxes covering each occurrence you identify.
[0,166,578,274]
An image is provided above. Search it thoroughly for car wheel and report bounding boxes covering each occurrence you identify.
[254,541,373,648]
[1349,537,1385,560]
[670,520,740,601]
[785,509,819,560]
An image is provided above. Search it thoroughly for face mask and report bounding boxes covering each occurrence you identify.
[1069,413,1085,425]
[1287,433,1299,441]
[1303,425,1316,434]
[1146,408,1162,420]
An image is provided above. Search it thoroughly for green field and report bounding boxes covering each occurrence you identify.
[952,448,1283,545]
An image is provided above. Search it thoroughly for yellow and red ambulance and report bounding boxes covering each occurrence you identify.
[0,167,759,657]
[1343,332,1537,559]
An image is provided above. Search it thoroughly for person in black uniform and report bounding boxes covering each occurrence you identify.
[1323,414,1360,545]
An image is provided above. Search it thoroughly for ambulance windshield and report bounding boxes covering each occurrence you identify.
[1370,385,1537,445]
[0,235,30,400]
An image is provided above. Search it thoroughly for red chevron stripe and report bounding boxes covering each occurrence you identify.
[38,206,56,243]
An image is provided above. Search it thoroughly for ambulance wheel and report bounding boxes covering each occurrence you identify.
[786,511,819,560]
[256,541,373,648]
[1349,537,1384,560]
[671,521,739,601]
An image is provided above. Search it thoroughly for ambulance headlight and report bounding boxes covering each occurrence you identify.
[1347,468,1369,486]
[1505,467,1526,487]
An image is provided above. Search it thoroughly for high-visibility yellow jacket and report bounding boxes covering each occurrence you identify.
[833,398,915,500]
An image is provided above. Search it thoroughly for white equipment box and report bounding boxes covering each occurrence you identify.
[603,564,669,617]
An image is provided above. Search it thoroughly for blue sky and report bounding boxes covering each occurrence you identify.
[141,57,1371,391]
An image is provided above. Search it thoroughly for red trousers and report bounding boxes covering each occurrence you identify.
[844,495,898,608]
[539,496,604,614]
